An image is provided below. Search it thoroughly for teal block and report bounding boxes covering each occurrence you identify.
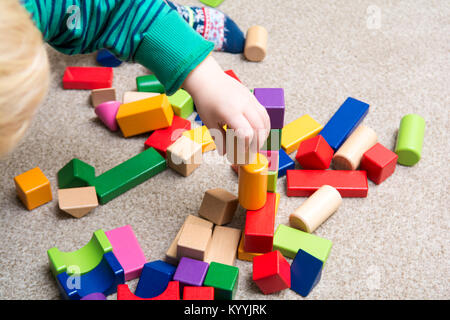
[136,75,165,93]
[57,158,95,189]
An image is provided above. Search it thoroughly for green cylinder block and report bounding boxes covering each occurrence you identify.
[395,114,425,166]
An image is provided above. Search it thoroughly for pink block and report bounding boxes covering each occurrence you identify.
[259,150,279,172]
[105,225,147,281]
[95,101,120,131]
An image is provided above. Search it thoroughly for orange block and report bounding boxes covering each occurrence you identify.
[238,153,268,210]
[14,167,52,210]
[116,94,174,137]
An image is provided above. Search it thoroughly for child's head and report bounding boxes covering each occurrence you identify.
[0,0,50,157]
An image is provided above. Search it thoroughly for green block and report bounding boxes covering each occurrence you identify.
[168,89,194,119]
[395,114,425,166]
[94,147,167,204]
[136,74,165,93]
[203,262,239,300]
[47,229,112,277]
[199,0,224,8]
[262,129,282,150]
[273,224,332,264]
[267,170,278,192]
[57,158,95,189]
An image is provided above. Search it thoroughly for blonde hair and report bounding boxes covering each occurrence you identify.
[0,0,50,157]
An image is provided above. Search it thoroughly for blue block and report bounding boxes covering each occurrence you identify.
[135,260,176,298]
[195,113,203,125]
[97,49,122,67]
[319,97,369,150]
[290,249,323,297]
[56,251,124,300]
[278,148,295,177]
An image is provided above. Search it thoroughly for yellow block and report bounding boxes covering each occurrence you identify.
[281,114,323,154]
[14,167,52,210]
[116,94,173,137]
[182,126,216,153]
[238,153,268,210]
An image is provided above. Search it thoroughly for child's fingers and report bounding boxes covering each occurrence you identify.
[244,108,267,151]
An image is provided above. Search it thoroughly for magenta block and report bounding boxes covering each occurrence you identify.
[173,257,209,289]
[81,292,107,300]
[254,88,285,129]
[95,101,120,131]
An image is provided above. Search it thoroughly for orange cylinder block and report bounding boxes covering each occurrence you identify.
[238,153,268,210]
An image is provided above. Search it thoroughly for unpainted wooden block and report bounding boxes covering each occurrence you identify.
[205,226,241,266]
[58,186,98,218]
[198,188,239,225]
[177,222,213,261]
[244,25,268,62]
[91,88,116,108]
[166,135,203,177]
[123,91,160,104]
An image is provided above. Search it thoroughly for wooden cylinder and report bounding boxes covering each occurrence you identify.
[244,25,268,62]
[289,185,342,233]
[333,125,377,170]
[395,114,425,166]
[238,153,268,210]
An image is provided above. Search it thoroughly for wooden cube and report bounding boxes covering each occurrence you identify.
[14,167,52,210]
[166,136,202,177]
[360,143,398,184]
[198,188,239,225]
[253,250,291,294]
[296,135,333,170]
[205,226,241,266]
[91,88,116,108]
[58,186,98,218]
[177,223,213,261]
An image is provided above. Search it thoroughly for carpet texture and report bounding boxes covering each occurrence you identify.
[0,0,448,300]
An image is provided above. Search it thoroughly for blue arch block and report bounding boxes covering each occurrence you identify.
[56,251,124,300]
[97,49,123,67]
[135,260,176,298]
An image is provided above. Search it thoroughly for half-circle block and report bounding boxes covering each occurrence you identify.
[57,251,124,300]
[135,261,176,298]
[47,230,112,277]
[117,282,180,300]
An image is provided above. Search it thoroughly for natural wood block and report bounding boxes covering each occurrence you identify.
[58,186,98,218]
[205,226,241,266]
[91,88,116,108]
[166,135,202,177]
[198,188,239,225]
[244,25,268,62]
[123,91,160,104]
[177,222,213,261]
[14,167,52,210]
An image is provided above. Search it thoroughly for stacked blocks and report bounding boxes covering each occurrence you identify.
[238,153,268,210]
[260,150,279,192]
[95,101,121,131]
[252,251,291,295]
[135,260,176,298]
[198,188,239,225]
[290,249,323,297]
[281,114,323,154]
[254,88,285,129]
[57,158,95,189]
[136,74,165,93]
[173,257,209,290]
[63,66,113,90]
[203,262,239,300]
[296,135,333,170]
[168,89,194,119]
[14,167,52,210]
[262,129,282,150]
[360,143,398,184]
[58,186,98,218]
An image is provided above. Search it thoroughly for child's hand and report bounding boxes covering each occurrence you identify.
[182,55,270,159]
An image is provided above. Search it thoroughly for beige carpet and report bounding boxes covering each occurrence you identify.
[0,0,449,300]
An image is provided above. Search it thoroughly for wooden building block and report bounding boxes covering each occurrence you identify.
[199,0,224,8]
[123,91,160,104]
[183,286,215,300]
[290,249,323,297]
[395,114,425,166]
[94,147,166,204]
[135,260,176,298]
[182,126,216,153]
[105,225,147,281]
[238,153,268,210]
[252,250,291,295]
[203,262,239,300]
[80,292,106,300]
[177,223,213,261]
[136,74,165,93]
[261,129,282,151]
[57,158,95,189]
[94,101,120,131]
[289,185,342,233]
[267,171,278,192]
[91,88,116,107]
[96,49,122,67]
[244,192,279,253]
[173,257,209,289]
[320,97,370,151]
[295,135,333,170]
[168,89,194,119]
[360,143,398,184]
[259,150,279,172]
[237,234,261,262]
[286,169,368,198]
[205,226,241,266]
[117,282,180,300]
[224,69,242,82]
[195,113,203,125]
[166,135,203,177]
[165,215,214,265]
[254,88,285,129]
[244,25,268,62]
[273,224,332,263]
[198,188,239,225]
[333,125,377,170]
[281,114,323,154]
[58,186,98,218]
[63,66,113,90]
[144,115,191,158]
[278,148,295,177]
[14,167,52,211]
[116,94,174,137]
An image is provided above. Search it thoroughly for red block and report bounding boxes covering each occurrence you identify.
[295,135,333,170]
[117,282,180,300]
[225,69,242,83]
[144,116,191,158]
[286,170,368,197]
[182,286,215,300]
[244,192,277,253]
[63,66,113,90]
[253,251,291,295]
[360,143,398,184]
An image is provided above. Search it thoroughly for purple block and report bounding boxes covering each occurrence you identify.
[254,88,285,129]
[81,292,107,300]
[173,257,209,289]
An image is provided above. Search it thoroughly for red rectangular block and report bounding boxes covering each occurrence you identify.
[225,69,242,83]
[63,66,113,90]
[286,169,368,197]
[144,116,191,158]
[244,192,278,253]
[183,286,215,300]
[360,143,398,184]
